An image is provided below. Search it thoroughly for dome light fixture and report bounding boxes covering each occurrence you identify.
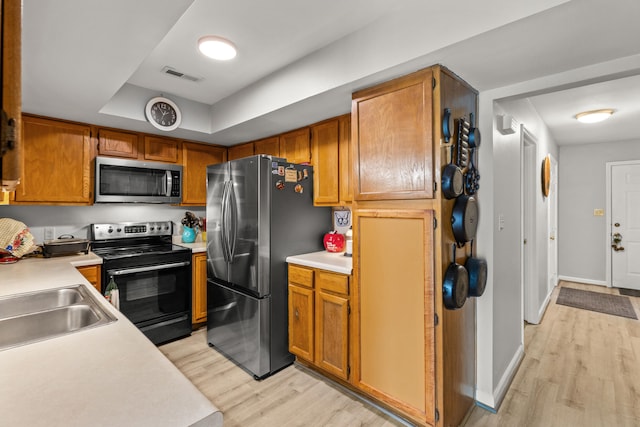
[575,109,615,124]
[198,36,237,60]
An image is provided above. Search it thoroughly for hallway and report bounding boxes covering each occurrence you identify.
[465,281,640,426]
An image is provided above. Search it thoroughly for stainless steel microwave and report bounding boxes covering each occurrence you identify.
[94,156,182,204]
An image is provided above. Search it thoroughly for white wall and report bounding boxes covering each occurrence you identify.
[558,139,640,284]
[0,205,205,244]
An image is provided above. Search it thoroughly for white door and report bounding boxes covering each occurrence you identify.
[547,156,558,294]
[611,163,640,290]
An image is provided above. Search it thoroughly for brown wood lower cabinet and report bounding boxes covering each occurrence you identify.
[76,264,101,293]
[288,264,350,381]
[192,252,207,325]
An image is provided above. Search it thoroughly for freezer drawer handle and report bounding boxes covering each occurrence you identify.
[107,261,191,276]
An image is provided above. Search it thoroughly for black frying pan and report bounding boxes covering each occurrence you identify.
[442,144,463,199]
[465,240,487,297]
[451,194,478,245]
[443,244,469,309]
[467,112,481,149]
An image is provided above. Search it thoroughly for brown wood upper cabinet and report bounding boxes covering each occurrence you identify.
[311,115,351,206]
[352,68,434,200]
[228,142,254,160]
[144,135,180,163]
[14,115,93,205]
[181,141,226,206]
[279,128,311,164]
[96,128,140,159]
[253,136,280,157]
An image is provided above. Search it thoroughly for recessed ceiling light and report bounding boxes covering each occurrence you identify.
[198,36,237,60]
[575,109,615,123]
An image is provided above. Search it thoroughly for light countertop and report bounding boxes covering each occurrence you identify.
[0,255,221,427]
[173,236,207,253]
[286,250,353,275]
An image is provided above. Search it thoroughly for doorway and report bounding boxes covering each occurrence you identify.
[547,155,558,295]
[521,127,537,324]
[607,161,640,290]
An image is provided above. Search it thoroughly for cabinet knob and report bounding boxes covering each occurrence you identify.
[295,309,299,318]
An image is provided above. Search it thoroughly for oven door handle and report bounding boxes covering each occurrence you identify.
[107,261,191,277]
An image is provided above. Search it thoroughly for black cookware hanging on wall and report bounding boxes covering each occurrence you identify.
[465,240,487,297]
[467,112,481,149]
[442,143,463,199]
[443,244,469,310]
[442,108,453,143]
[464,147,480,195]
[451,194,478,245]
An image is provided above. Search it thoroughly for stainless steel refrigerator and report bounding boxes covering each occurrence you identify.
[206,155,330,379]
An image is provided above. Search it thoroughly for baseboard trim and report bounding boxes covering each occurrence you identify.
[558,275,607,287]
[475,343,524,411]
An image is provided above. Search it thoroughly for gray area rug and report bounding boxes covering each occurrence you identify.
[556,287,638,320]
[619,288,640,298]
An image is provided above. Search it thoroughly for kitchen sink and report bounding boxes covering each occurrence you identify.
[0,285,117,351]
[0,286,84,319]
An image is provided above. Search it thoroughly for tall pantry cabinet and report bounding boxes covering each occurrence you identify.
[351,65,478,427]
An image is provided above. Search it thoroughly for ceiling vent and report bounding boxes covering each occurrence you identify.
[161,66,202,82]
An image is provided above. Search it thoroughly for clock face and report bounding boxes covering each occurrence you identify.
[145,97,181,131]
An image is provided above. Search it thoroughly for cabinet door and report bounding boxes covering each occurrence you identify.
[192,253,207,324]
[352,68,433,200]
[279,128,310,164]
[311,119,340,205]
[338,114,352,203]
[254,136,280,157]
[288,284,314,362]
[182,142,226,206]
[16,116,92,204]
[97,128,140,159]
[353,208,435,424]
[228,142,254,160]
[315,286,349,380]
[76,265,101,293]
[144,136,179,163]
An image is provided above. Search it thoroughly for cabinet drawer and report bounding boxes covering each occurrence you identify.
[317,271,349,295]
[289,265,314,288]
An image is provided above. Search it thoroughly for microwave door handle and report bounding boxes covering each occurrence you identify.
[107,261,191,276]
[165,170,172,196]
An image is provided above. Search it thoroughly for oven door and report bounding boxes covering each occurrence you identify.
[105,260,191,342]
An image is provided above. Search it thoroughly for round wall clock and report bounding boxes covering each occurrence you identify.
[145,96,182,131]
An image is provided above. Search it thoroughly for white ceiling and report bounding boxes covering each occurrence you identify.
[21,0,640,146]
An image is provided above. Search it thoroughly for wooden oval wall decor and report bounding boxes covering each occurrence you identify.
[542,155,551,197]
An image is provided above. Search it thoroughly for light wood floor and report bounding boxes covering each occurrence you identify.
[465,281,640,427]
[159,329,408,427]
[160,281,640,427]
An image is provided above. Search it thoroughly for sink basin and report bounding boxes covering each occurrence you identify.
[0,287,84,319]
[0,285,117,351]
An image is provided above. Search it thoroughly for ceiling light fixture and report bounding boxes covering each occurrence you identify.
[574,109,614,124]
[198,36,237,60]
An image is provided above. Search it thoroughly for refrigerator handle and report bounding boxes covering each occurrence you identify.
[221,180,232,262]
[228,180,238,260]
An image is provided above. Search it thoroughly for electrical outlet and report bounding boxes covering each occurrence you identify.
[44,227,55,241]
